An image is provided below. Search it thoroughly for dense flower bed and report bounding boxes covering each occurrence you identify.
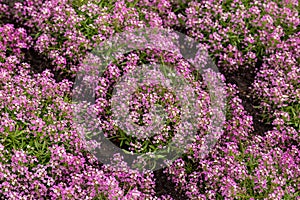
[0,0,299,199]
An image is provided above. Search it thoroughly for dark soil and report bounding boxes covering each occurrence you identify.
[220,62,274,136]
[154,168,188,199]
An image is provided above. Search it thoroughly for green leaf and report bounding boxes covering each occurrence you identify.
[34,140,40,149]
[154,155,165,159]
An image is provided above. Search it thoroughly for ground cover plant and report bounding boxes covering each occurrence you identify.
[0,0,299,199]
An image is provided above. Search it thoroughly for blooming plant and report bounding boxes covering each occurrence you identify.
[0,0,299,199]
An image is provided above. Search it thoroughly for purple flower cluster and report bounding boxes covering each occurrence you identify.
[0,14,157,199]
[0,0,299,199]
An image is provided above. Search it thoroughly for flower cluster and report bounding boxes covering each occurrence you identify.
[0,0,299,199]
